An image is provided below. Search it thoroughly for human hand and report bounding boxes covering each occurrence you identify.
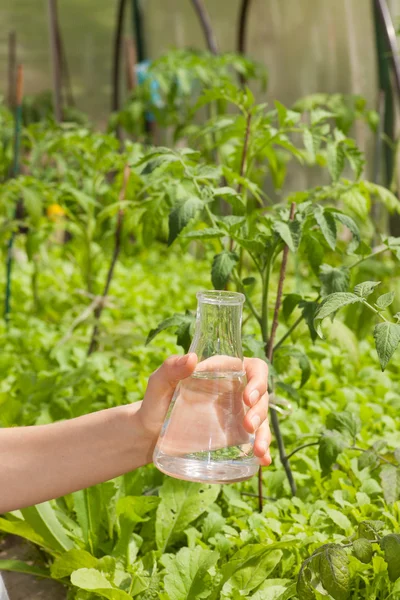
[137,354,271,466]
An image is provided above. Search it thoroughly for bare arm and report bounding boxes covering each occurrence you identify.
[0,354,270,513]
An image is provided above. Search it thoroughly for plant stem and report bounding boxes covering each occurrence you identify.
[351,446,400,468]
[47,0,62,122]
[87,165,130,355]
[362,300,388,322]
[349,245,387,269]
[237,112,252,196]
[191,0,219,54]
[285,441,320,461]
[260,257,271,343]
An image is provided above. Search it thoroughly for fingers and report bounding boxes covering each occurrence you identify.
[254,419,272,466]
[243,357,268,408]
[243,391,269,434]
[140,353,197,430]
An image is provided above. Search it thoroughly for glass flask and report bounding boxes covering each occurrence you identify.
[153,290,259,484]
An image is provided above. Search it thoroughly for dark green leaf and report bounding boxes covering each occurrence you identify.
[379,465,400,504]
[358,520,384,540]
[352,538,373,564]
[354,281,381,298]
[381,534,400,581]
[273,220,301,252]
[319,431,346,475]
[275,346,311,388]
[146,313,194,346]
[319,544,350,599]
[300,300,319,341]
[315,207,337,250]
[314,293,361,337]
[168,196,204,245]
[373,322,400,371]
[376,292,395,310]
[325,411,360,441]
[283,294,302,321]
[357,449,379,470]
[242,276,256,286]
[319,265,350,296]
[211,251,238,289]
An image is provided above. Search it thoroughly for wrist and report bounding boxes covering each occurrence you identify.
[125,402,157,467]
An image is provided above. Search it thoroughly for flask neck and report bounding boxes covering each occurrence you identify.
[190,291,244,372]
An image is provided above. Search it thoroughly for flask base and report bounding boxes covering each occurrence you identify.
[154,454,259,484]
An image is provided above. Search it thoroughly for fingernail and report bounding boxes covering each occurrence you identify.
[177,355,189,366]
[259,441,268,454]
[249,390,260,406]
[251,415,261,431]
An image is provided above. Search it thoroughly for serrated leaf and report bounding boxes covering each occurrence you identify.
[358,449,379,470]
[319,544,350,600]
[303,233,324,275]
[380,534,400,581]
[163,546,219,600]
[331,211,360,253]
[373,322,400,370]
[146,313,194,346]
[353,538,373,564]
[168,196,204,245]
[363,182,400,214]
[297,565,316,600]
[327,142,346,182]
[71,568,132,599]
[379,464,400,504]
[315,207,337,250]
[314,293,361,337]
[319,431,346,475]
[156,478,220,552]
[300,300,319,341]
[283,294,302,321]
[354,281,381,298]
[275,346,311,388]
[376,291,395,309]
[225,549,283,596]
[342,188,370,220]
[251,578,294,600]
[273,220,301,252]
[211,251,238,289]
[319,265,350,296]
[326,411,360,441]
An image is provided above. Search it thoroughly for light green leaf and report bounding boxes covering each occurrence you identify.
[326,412,360,441]
[0,559,51,579]
[117,496,160,524]
[315,207,337,250]
[327,142,346,182]
[275,346,311,388]
[353,538,373,564]
[354,281,381,298]
[211,251,238,289]
[379,465,400,504]
[201,511,226,542]
[324,508,352,534]
[156,478,220,552]
[273,221,301,252]
[224,549,282,596]
[0,517,46,548]
[297,565,316,600]
[373,322,400,371]
[51,549,98,579]
[71,568,132,599]
[319,431,346,475]
[342,188,370,220]
[363,182,400,214]
[21,502,74,554]
[319,544,350,600]
[376,292,395,310]
[72,488,101,555]
[380,534,400,581]
[358,520,385,540]
[168,197,204,245]
[303,233,324,275]
[314,293,361,337]
[331,211,360,253]
[22,187,43,225]
[251,579,294,600]
[163,546,219,600]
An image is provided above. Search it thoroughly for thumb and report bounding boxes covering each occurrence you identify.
[140,353,197,433]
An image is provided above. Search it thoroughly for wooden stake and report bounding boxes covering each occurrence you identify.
[124,37,137,93]
[48,0,62,122]
[7,32,17,110]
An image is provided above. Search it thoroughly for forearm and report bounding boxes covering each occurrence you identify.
[0,403,153,513]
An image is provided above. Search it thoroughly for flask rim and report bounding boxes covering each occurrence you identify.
[196,290,245,306]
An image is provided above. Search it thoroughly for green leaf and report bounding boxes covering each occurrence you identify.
[0,559,51,579]
[0,517,46,548]
[327,142,346,182]
[71,568,132,599]
[201,511,226,542]
[211,251,238,289]
[242,276,256,287]
[303,234,324,275]
[183,228,224,240]
[21,502,74,553]
[273,221,301,252]
[168,196,204,245]
[282,294,302,321]
[146,313,194,346]
[275,346,311,388]
[342,188,370,220]
[319,265,350,296]
[297,565,316,600]
[363,182,400,214]
[318,544,350,599]
[300,300,319,341]
[373,322,400,371]
[358,521,385,540]
[156,478,220,552]
[325,411,360,441]
[51,549,98,579]
[314,293,361,337]
[252,579,295,600]
[117,496,160,524]
[224,549,283,596]
[163,546,219,600]
[315,207,337,250]
[22,187,43,225]
[353,538,373,564]
[319,431,346,475]
[380,534,400,581]
[331,211,360,253]
[379,464,400,504]
[324,508,352,534]
[376,291,395,310]
[354,281,381,298]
